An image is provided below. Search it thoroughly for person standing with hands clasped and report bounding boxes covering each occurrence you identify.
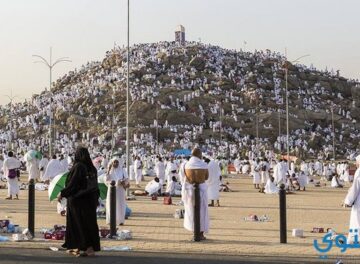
[105,158,129,226]
[57,147,100,257]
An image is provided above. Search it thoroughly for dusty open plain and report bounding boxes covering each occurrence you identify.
[0,173,359,263]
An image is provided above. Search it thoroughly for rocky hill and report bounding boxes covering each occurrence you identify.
[1,41,359,159]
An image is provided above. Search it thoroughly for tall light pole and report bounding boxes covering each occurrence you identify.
[33,47,71,157]
[126,0,131,196]
[330,104,336,160]
[156,103,159,154]
[284,50,310,166]
[4,90,19,149]
[111,86,116,154]
[256,90,259,154]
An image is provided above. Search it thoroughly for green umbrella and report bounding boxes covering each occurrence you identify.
[97,174,108,200]
[48,172,69,201]
[48,172,107,201]
[24,150,43,162]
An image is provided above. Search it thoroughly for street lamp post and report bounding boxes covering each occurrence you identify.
[33,47,71,157]
[331,105,336,160]
[126,0,131,196]
[284,50,310,166]
[4,90,19,149]
[156,103,159,154]
[111,87,116,154]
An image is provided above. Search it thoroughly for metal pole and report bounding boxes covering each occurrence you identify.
[109,181,117,237]
[28,179,35,237]
[111,89,115,154]
[32,48,71,157]
[279,184,287,243]
[49,47,53,157]
[126,0,130,197]
[331,107,335,160]
[156,105,158,149]
[4,91,20,150]
[278,110,281,152]
[285,64,290,166]
[10,99,12,137]
[193,183,201,242]
[219,105,222,144]
[256,93,259,154]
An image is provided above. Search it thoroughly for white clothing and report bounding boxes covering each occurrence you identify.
[0,160,4,180]
[27,159,40,181]
[234,159,241,173]
[241,164,250,174]
[331,177,341,188]
[264,179,279,194]
[60,159,69,172]
[181,156,209,233]
[155,160,166,184]
[134,160,142,184]
[166,161,177,182]
[39,158,49,180]
[145,180,161,195]
[3,157,21,196]
[206,160,221,200]
[297,171,308,188]
[42,159,66,181]
[165,180,181,196]
[105,166,128,225]
[344,169,360,244]
[252,162,261,184]
[129,165,135,181]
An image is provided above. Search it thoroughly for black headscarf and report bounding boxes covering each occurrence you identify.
[74,147,97,176]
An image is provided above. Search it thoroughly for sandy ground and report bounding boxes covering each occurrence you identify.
[0,173,359,263]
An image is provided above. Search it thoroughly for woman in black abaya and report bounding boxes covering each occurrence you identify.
[58,147,100,257]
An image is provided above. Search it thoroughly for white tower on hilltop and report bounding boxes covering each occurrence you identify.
[175,25,185,45]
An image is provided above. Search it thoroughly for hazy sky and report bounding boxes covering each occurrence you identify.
[1,0,359,105]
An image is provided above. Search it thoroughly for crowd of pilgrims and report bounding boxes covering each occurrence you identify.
[0,41,359,164]
[0,146,355,200]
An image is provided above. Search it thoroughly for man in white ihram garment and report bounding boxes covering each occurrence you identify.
[233,156,241,174]
[133,156,142,187]
[154,157,166,185]
[3,151,21,200]
[181,148,209,240]
[38,155,49,181]
[343,155,360,244]
[0,156,4,181]
[273,159,287,186]
[205,157,221,207]
[27,155,40,183]
[105,158,128,226]
[42,154,67,183]
[252,159,261,189]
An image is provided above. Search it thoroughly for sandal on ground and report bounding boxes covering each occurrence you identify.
[5,197,12,200]
[66,249,79,256]
[76,252,95,257]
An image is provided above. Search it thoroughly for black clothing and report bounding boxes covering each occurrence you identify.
[61,162,100,251]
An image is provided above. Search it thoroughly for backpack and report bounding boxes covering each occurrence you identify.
[8,169,17,179]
